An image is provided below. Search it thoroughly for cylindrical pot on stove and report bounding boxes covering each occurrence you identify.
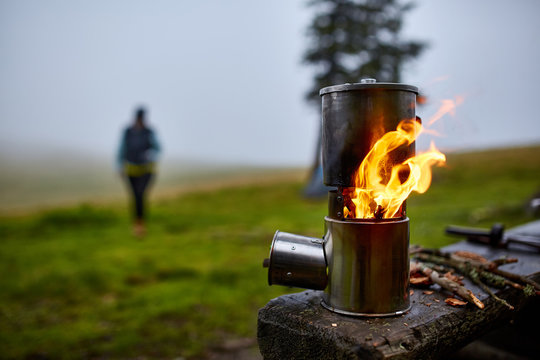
[320,80,419,187]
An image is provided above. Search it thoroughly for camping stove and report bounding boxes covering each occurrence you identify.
[264,80,418,316]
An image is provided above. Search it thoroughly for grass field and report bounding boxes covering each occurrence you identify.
[1,145,539,359]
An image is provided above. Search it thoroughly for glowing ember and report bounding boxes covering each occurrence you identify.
[344,117,446,219]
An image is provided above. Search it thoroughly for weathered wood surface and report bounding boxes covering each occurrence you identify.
[257,221,540,359]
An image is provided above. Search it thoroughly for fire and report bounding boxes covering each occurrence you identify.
[427,95,464,126]
[344,118,446,219]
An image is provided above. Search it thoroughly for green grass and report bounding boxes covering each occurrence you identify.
[1,145,539,359]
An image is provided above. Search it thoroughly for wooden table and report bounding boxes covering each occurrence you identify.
[257,221,540,359]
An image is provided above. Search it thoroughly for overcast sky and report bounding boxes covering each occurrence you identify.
[1,0,539,167]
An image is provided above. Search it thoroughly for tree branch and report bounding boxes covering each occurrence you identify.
[411,261,485,309]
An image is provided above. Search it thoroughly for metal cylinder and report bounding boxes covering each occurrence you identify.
[320,82,418,187]
[266,231,328,290]
[322,217,410,316]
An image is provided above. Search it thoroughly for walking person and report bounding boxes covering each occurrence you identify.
[117,107,160,236]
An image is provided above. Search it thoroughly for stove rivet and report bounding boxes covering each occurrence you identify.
[337,196,343,202]
[286,272,292,277]
[337,212,343,218]
[291,246,296,250]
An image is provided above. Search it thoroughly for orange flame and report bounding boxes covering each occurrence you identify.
[427,96,464,126]
[345,118,446,219]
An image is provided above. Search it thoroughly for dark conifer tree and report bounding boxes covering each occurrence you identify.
[304,0,426,104]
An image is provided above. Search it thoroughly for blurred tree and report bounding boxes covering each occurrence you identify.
[303,0,426,196]
[303,0,426,104]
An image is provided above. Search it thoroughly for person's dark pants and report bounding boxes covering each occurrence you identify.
[127,173,153,220]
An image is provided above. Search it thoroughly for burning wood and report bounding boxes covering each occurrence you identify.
[344,118,446,219]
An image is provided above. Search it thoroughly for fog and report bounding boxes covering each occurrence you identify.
[1,0,539,169]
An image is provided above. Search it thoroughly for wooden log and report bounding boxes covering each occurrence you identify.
[258,241,540,359]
